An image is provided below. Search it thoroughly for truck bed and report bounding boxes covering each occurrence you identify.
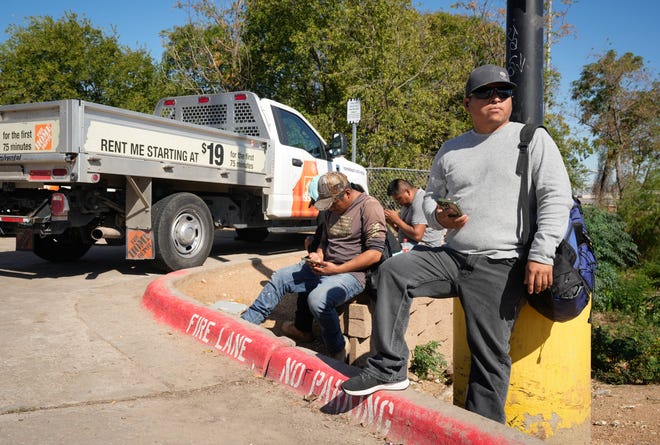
[0,99,270,189]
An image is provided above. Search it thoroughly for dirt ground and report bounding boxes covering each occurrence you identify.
[176,252,659,445]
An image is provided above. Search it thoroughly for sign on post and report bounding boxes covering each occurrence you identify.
[346,99,361,163]
[347,99,361,124]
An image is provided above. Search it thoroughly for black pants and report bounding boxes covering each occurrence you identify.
[362,246,526,423]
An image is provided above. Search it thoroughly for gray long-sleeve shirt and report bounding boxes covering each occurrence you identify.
[422,121,573,264]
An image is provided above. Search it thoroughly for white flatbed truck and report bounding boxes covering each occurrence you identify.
[0,92,367,271]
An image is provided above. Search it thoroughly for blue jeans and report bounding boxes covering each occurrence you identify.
[363,246,526,423]
[241,262,364,354]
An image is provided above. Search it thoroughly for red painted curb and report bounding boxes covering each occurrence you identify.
[265,346,529,445]
[142,272,292,375]
[142,270,541,445]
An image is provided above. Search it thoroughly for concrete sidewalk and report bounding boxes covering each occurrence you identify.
[0,234,393,444]
[142,263,543,445]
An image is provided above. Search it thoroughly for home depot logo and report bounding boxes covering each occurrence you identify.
[34,123,52,151]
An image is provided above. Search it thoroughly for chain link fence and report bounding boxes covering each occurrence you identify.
[366,167,431,210]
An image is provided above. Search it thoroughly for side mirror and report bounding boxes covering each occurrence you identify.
[327,132,347,158]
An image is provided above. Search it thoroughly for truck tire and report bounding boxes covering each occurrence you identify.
[235,228,269,243]
[152,193,214,272]
[33,228,92,262]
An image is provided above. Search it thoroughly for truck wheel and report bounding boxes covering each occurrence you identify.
[33,228,92,262]
[152,193,214,272]
[235,228,269,243]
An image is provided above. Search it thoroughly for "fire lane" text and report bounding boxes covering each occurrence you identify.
[185,313,252,362]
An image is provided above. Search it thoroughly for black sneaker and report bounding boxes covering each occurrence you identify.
[341,372,409,396]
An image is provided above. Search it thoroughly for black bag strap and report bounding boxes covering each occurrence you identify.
[517,124,547,245]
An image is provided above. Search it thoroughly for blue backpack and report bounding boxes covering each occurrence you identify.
[517,124,597,322]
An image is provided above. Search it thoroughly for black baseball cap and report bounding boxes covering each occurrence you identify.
[465,64,516,97]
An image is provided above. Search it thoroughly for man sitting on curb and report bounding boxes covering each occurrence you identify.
[241,171,387,362]
[280,177,369,344]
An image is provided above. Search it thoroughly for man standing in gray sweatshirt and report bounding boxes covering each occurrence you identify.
[342,64,573,423]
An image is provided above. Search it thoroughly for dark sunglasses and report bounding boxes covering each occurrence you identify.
[471,87,513,100]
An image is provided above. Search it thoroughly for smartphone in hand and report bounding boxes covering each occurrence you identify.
[434,197,463,217]
[302,255,324,268]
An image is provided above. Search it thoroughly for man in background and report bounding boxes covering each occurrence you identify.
[384,178,444,248]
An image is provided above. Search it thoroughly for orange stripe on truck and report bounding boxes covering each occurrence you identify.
[291,161,319,218]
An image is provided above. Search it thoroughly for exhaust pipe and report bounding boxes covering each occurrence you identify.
[91,227,123,241]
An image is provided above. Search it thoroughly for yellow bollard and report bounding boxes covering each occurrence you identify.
[453,299,591,443]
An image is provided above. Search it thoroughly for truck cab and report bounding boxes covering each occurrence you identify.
[257,96,367,219]
[154,92,368,222]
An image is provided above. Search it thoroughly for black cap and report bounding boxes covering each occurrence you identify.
[465,64,516,97]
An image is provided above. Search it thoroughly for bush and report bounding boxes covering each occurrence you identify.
[410,340,449,383]
[592,261,619,312]
[582,205,639,269]
[594,261,658,320]
[639,257,660,290]
[585,205,658,384]
[592,313,659,384]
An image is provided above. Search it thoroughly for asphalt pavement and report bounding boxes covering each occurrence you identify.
[0,233,385,444]
[0,231,541,444]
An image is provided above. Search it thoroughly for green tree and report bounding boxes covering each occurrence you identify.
[160,0,249,94]
[582,204,639,314]
[242,0,497,168]
[571,50,659,202]
[448,0,506,67]
[243,0,343,115]
[158,0,584,175]
[0,12,164,112]
[330,5,473,168]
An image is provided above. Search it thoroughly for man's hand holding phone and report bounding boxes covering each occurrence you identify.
[302,255,324,269]
[434,197,468,228]
[434,198,463,216]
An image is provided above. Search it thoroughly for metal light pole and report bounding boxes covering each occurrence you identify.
[505,2,592,442]
[506,0,544,125]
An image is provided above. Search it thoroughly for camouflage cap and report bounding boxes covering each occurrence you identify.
[313,172,350,211]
